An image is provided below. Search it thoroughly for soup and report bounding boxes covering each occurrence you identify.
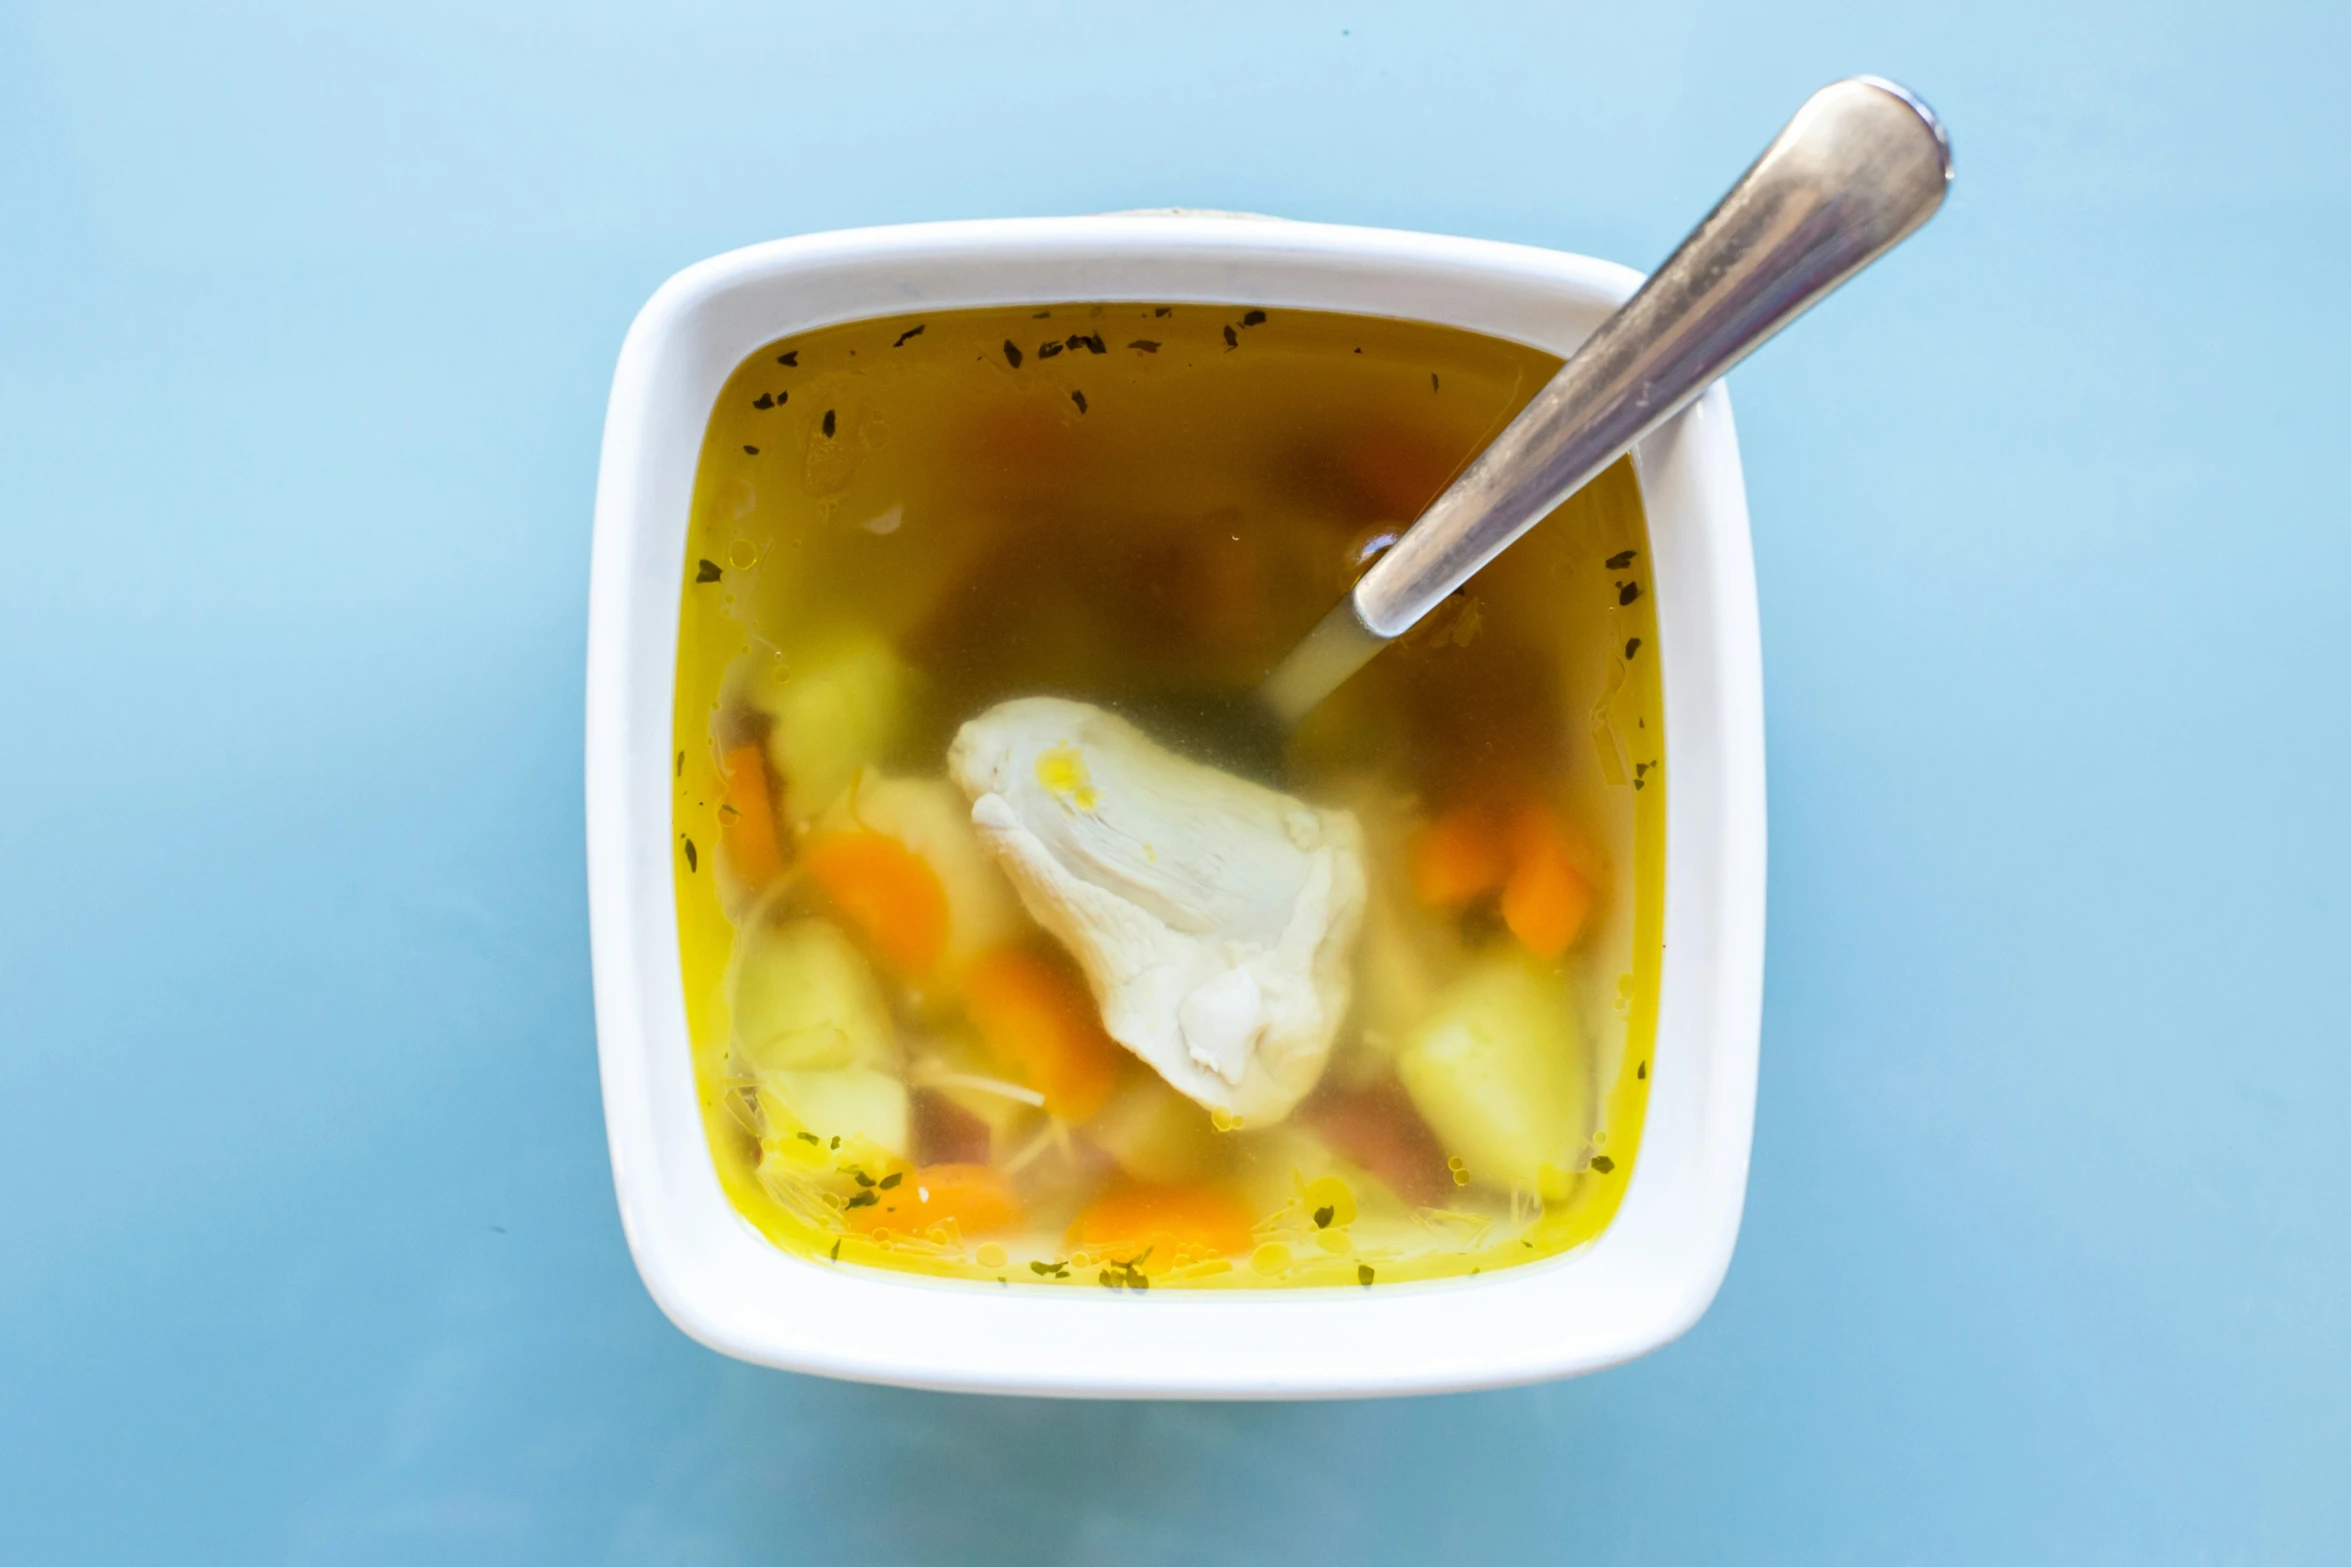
[670,301,1662,1289]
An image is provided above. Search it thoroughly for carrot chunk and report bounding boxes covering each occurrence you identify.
[1068,1182,1256,1267]
[962,948,1123,1121]
[804,830,949,976]
[719,744,787,890]
[846,1163,1022,1236]
[1409,804,1505,910]
[1501,803,1594,959]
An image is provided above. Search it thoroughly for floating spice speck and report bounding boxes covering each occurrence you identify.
[1591,1155,1616,1174]
[1241,309,1267,327]
[1625,637,1642,659]
[1313,1205,1335,1229]
[796,1131,819,1145]
[893,324,926,347]
[1638,1060,1648,1080]
[742,444,759,455]
[1618,581,1641,606]
[752,392,774,409]
[1606,549,1637,569]
[775,350,798,366]
[1032,309,1052,319]
[829,1239,841,1260]
[1003,339,1024,368]
[675,750,684,777]
[1357,1264,1375,1287]
[830,1135,841,1149]
[1071,390,1088,413]
[1222,324,1239,349]
[1128,339,1159,353]
[695,559,722,583]
[1038,340,1063,359]
[1431,372,1440,392]
[681,838,697,872]
[821,409,837,437]
[1153,306,1172,317]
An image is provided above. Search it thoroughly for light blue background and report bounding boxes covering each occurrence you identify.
[3,2,2344,1561]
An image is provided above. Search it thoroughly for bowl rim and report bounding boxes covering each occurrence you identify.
[587,214,1765,1399]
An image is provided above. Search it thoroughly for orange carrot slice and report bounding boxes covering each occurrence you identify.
[962,947,1124,1121]
[1409,804,1505,910]
[804,830,950,976]
[719,744,787,890]
[845,1163,1022,1236]
[1067,1183,1256,1267]
[1501,803,1594,959]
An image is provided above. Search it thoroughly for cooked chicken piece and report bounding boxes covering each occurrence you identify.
[948,697,1364,1124]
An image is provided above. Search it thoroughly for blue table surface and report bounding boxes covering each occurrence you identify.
[4,3,2346,1561]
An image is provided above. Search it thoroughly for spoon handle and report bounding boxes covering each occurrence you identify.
[1264,76,1953,724]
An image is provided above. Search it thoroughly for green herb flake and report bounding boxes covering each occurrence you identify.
[1127,339,1160,352]
[829,1239,842,1260]
[1357,1264,1375,1287]
[1003,339,1024,368]
[843,1189,878,1210]
[1222,324,1238,349]
[830,1136,841,1149]
[796,1131,820,1145]
[681,838,697,872]
[1431,372,1440,392]
[1153,306,1172,317]
[1591,1155,1616,1173]
[1241,309,1267,327]
[1617,581,1642,606]
[877,1172,902,1189]
[821,409,836,437]
[1313,1205,1335,1229]
[893,324,926,347]
[752,392,774,409]
[695,559,722,583]
[1606,549,1637,569]
[675,750,685,776]
[1625,637,1642,659]
[1038,340,1063,359]
[1070,390,1087,413]
[853,1171,874,1187]
[741,444,759,456]
[1637,1060,1648,1079]
[775,350,798,366]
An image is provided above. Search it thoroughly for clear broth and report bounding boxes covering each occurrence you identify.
[672,301,1664,1289]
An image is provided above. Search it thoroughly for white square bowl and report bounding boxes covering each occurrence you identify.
[586,215,1765,1399]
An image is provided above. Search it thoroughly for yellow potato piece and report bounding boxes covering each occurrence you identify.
[1396,953,1590,1190]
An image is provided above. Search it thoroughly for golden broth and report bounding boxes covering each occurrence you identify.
[671,301,1663,1289]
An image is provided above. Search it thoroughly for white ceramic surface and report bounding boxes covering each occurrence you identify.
[586,215,1765,1399]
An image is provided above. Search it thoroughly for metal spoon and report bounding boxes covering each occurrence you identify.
[1260,76,1954,728]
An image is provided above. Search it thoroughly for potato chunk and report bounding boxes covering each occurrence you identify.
[1396,953,1590,1191]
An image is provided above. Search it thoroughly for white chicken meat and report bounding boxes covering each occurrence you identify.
[948,697,1364,1124]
